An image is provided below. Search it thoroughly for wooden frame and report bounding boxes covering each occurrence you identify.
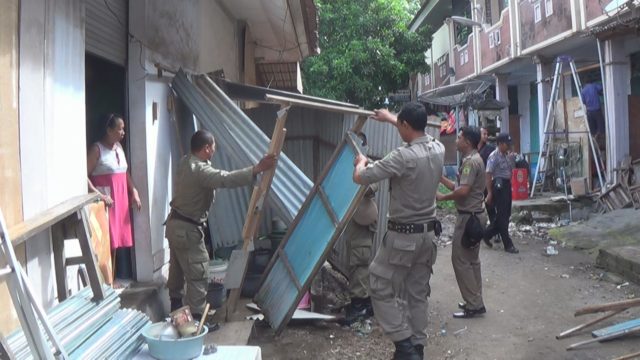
[255,115,369,334]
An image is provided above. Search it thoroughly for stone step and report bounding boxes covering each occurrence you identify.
[596,246,640,285]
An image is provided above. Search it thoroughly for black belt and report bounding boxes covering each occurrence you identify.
[168,210,205,227]
[457,210,485,216]
[388,221,435,234]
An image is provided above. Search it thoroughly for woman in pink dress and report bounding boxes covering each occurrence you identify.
[87,114,142,283]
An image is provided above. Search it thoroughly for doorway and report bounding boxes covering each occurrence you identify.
[85,53,133,280]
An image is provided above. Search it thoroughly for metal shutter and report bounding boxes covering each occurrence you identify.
[85,0,127,66]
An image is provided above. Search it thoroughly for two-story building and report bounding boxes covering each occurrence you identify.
[412,0,640,182]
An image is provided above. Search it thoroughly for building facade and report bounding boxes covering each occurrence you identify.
[412,0,640,181]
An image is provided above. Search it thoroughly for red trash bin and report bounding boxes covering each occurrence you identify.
[512,168,529,200]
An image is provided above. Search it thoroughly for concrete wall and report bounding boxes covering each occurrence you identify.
[519,0,573,52]
[129,0,242,281]
[479,8,512,70]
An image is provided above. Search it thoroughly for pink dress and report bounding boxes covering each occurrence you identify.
[90,142,133,249]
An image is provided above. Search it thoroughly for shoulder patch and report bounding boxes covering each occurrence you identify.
[462,166,471,175]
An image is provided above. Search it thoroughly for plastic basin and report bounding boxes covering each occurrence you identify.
[142,323,208,360]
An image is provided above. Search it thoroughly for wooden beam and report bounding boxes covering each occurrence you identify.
[277,248,302,291]
[556,309,625,339]
[317,187,339,227]
[575,298,640,316]
[226,104,289,317]
[567,325,640,351]
[265,94,374,116]
[8,193,100,246]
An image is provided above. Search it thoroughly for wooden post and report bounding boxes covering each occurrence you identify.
[225,104,290,318]
[76,207,105,301]
[575,298,640,316]
[556,309,625,339]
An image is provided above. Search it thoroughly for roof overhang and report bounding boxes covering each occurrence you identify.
[219,0,319,63]
[409,0,452,32]
[419,80,490,106]
[215,78,360,109]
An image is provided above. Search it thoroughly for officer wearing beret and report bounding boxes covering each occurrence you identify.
[484,133,519,254]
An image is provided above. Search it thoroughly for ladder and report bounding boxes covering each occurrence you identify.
[0,208,65,359]
[530,56,606,197]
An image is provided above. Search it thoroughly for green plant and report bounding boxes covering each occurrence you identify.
[437,183,456,211]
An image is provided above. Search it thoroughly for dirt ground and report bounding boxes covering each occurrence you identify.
[249,214,640,360]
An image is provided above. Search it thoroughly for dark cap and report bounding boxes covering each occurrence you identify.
[496,133,512,144]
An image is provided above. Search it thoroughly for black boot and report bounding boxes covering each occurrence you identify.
[393,338,421,360]
[363,296,374,317]
[338,298,368,326]
[414,344,424,358]
[170,297,183,312]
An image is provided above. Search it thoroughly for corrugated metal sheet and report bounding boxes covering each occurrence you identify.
[171,70,313,231]
[255,136,366,333]
[85,0,127,65]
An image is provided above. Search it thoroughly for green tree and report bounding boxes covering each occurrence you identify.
[302,0,431,109]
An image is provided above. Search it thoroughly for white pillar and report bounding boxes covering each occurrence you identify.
[129,0,154,282]
[603,37,630,178]
[536,61,553,149]
[495,73,509,133]
[518,84,531,154]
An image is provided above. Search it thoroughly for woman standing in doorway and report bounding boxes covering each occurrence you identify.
[87,113,142,287]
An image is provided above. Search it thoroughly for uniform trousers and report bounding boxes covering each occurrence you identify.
[484,181,515,250]
[369,229,437,346]
[452,213,487,310]
[166,218,209,314]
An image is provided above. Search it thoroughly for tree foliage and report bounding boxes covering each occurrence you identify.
[302,0,431,109]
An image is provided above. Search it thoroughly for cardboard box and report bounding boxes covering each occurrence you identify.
[570,177,588,196]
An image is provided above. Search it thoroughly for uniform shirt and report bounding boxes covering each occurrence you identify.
[478,142,495,166]
[455,151,486,213]
[170,154,254,223]
[486,149,515,180]
[581,83,602,111]
[359,135,445,224]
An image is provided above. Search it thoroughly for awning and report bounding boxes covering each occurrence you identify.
[419,80,490,106]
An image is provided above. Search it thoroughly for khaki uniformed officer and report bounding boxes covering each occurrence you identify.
[166,130,276,319]
[338,182,378,325]
[354,102,444,360]
[437,126,488,319]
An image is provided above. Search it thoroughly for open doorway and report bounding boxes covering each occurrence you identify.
[85,53,134,281]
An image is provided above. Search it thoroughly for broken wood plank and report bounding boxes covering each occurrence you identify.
[575,298,640,316]
[593,317,640,338]
[9,193,100,246]
[613,350,640,360]
[226,105,289,317]
[567,325,640,351]
[557,309,625,339]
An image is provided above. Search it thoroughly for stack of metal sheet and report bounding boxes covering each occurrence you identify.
[6,286,149,359]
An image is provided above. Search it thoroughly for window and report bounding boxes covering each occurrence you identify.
[534,2,542,23]
[494,30,501,45]
[545,0,553,17]
[464,50,469,63]
[460,52,465,66]
[489,33,495,48]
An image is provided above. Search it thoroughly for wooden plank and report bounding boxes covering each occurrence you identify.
[556,309,625,339]
[575,298,640,316]
[266,94,374,117]
[613,350,640,360]
[277,248,302,291]
[226,105,289,316]
[317,187,339,227]
[8,193,100,246]
[76,208,105,301]
[567,325,640,351]
[51,223,68,301]
[593,317,640,338]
